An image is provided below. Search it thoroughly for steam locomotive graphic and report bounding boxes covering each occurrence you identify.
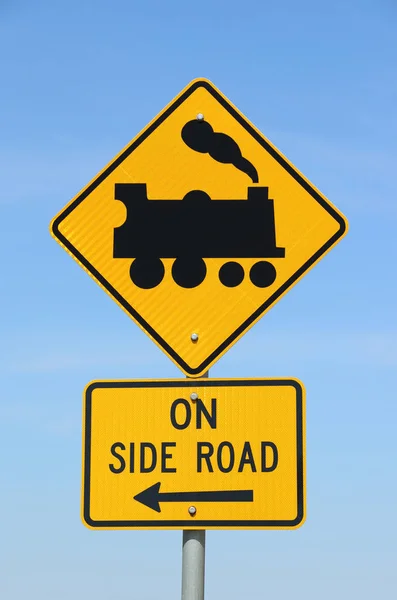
[113,118,285,289]
[113,184,285,289]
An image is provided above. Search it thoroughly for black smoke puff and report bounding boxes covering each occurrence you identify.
[181,120,258,183]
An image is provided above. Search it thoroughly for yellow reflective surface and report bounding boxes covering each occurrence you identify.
[51,79,347,376]
[82,378,305,530]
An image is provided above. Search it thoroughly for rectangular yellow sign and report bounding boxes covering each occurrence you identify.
[82,378,305,529]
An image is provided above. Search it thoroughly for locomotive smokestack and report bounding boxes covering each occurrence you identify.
[181,119,259,183]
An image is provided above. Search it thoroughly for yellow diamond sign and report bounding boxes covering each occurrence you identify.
[51,78,348,376]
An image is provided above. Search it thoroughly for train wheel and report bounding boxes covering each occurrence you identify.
[130,258,165,289]
[172,257,206,288]
[249,261,276,288]
[219,262,244,287]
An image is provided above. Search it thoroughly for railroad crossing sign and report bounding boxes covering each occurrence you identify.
[82,378,305,529]
[51,79,348,377]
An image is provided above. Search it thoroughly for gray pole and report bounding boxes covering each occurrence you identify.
[181,369,208,600]
[181,530,206,600]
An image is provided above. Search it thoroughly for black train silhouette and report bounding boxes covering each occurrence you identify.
[113,119,285,289]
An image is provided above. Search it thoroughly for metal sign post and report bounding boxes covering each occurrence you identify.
[181,530,206,600]
[181,371,208,600]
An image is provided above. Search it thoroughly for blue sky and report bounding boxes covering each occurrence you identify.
[1,0,396,598]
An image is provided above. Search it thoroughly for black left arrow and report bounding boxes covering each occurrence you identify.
[134,482,254,513]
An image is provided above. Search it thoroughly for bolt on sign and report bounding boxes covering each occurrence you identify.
[82,378,305,530]
[50,79,348,377]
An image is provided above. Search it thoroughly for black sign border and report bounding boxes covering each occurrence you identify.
[52,80,346,376]
[83,378,304,529]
